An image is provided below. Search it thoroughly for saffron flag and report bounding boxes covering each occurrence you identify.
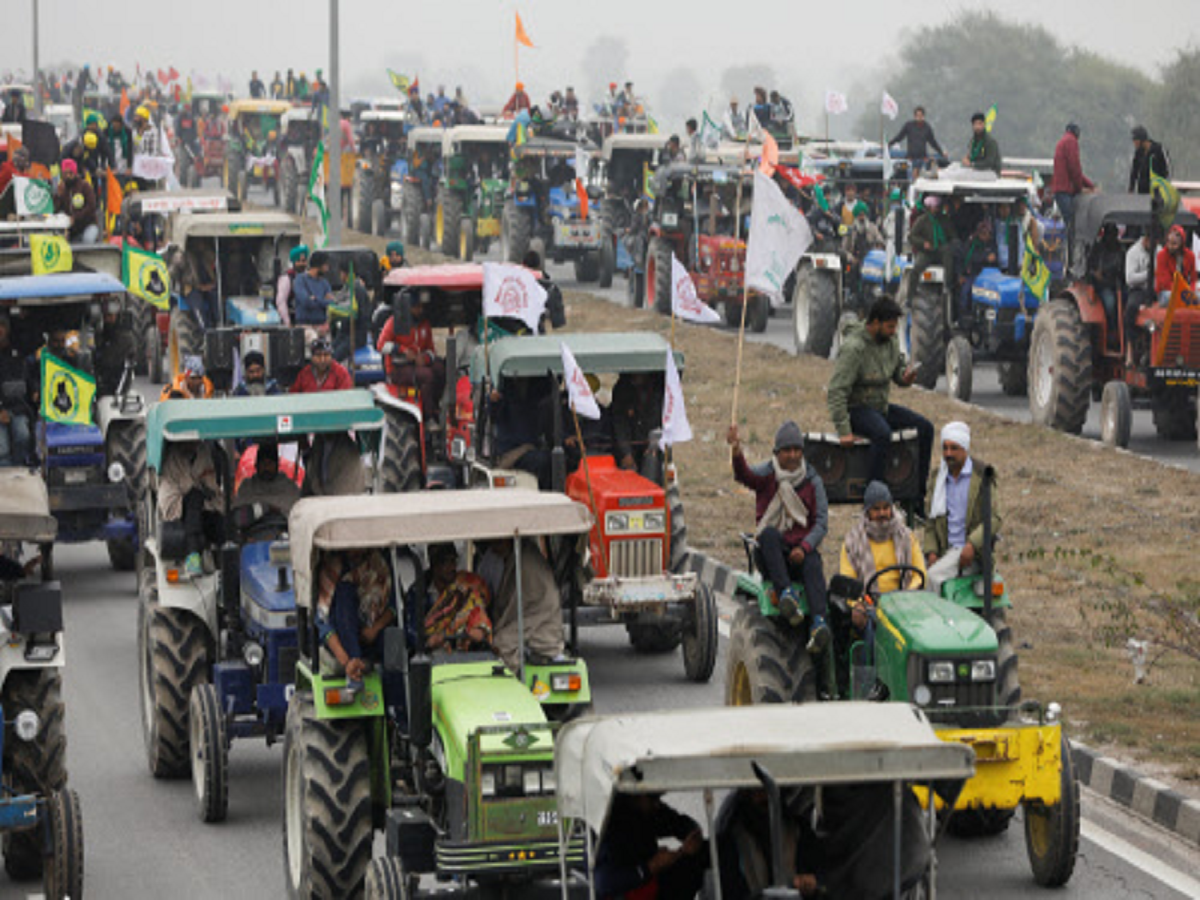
[40,352,96,426]
[119,87,130,118]
[309,141,329,248]
[30,234,72,275]
[1021,230,1051,302]
[671,254,721,324]
[881,90,899,121]
[483,263,548,331]
[123,244,171,310]
[985,103,998,133]
[659,349,692,449]
[824,90,849,116]
[758,132,779,177]
[560,342,600,421]
[745,171,813,303]
[515,13,535,48]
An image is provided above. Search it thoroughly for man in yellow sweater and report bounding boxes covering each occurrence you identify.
[839,481,926,625]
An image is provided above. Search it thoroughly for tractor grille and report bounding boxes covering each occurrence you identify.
[909,655,1005,728]
[1160,320,1200,367]
[276,646,300,685]
[609,539,663,578]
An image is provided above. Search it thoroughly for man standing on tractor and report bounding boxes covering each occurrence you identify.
[502,82,532,116]
[1048,123,1094,237]
[1128,125,1170,195]
[963,112,1001,174]
[54,159,99,244]
[159,439,223,578]
[161,356,215,401]
[377,292,445,422]
[293,252,335,326]
[132,106,162,189]
[0,316,32,468]
[827,298,933,510]
[924,422,1001,593]
[270,71,284,99]
[770,90,795,132]
[723,96,746,140]
[726,421,831,652]
[291,338,352,394]
[275,244,308,326]
[1155,224,1196,303]
[248,71,265,100]
[889,106,945,170]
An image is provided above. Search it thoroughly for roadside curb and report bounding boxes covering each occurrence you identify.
[682,547,1200,849]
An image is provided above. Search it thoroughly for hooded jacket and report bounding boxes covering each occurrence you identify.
[827,319,908,437]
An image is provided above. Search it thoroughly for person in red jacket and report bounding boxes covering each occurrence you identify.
[502,82,531,116]
[1155,225,1197,301]
[376,295,445,420]
[0,146,32,197]
[291,337,352,393]
[1048,123,1094,238]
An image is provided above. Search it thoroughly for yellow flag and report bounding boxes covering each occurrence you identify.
[124,245,171,310]
[30,235,73,275]
[40,352,96,426]
[985,103,998,133]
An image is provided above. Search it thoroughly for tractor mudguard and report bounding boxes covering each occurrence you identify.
[371,382,423,424]
[524,659,590,709]
[151,552,219,637]
[941,574,1013,613]
[310,670,386,720]
[94,394,147,435]
[734,572,809,620]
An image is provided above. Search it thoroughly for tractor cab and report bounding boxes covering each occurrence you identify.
[282,491,595,896]
[468,332,718,683]
[436,124,511,259]
[556,703,975,899]
[223,99,290,203]
[351,110,409,235]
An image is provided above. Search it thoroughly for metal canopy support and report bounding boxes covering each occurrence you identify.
[327,0,342,245]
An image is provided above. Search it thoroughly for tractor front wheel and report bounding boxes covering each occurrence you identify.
[598,233,616,288]
[1101,381,1133,448]
[909,286,945,390]
[365,857,415,899]
[381,408,423,494]
[682,583,718,683]
[106,418,147,572]
[645,239,672,315]
[946,335,974,402]
[41,789,83,900]
[725,602,815,706]
[747,294,770,334]
[792,267,839,358]
[998,360,1027,396]
[626,618,683,653]
[1024,735,1081,887]
[189,682,229,823]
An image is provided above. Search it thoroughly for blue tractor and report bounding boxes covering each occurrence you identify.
[137,392,384,822]
[0,271,147,573]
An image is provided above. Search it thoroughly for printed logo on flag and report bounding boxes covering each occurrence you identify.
[21,178,54,215]
[496,274,535,316]
[40,238,62,271]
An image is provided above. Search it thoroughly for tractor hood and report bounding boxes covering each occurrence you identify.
[878,592,998,656]
[971,268,1038,312]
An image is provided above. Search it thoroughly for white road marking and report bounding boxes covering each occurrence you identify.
[1081,818,1200,897]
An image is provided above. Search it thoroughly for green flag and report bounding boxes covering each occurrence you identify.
[1021,230,1051,302]
[308,142,329,249]
[41,352,96,426]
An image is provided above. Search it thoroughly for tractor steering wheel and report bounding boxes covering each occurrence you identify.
[862,564,926,601]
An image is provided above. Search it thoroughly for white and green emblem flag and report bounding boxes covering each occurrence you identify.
[308,142,329,248]
[745,171,813,303]
[13,176,55,216]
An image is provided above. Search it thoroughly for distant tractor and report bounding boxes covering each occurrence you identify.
[436,124,511,260]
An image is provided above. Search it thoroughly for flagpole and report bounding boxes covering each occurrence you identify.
[731,166,749,427]
[570,403,607,576]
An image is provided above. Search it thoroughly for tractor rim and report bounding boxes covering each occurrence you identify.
[795,281,810,343]
[190,693,205,801]
[285,731,304,888]
[1026,804,1053,858]
[460,228,468,259]
[729,662,752,706]
[436,204,444,245]
[1033,332,1054,409]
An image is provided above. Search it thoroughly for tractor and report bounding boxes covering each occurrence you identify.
[724,435,1080,888]
[317,245,386,384]
[0,270,147,573]
[135,392,384,822]
[596,132,668,292]
[400,127,446,250]
[175,91,231,188]
[1029,194,1200,448]
[436,124,511,260]
[352,110,409,235]
[0,471,84,900]
[644,162,767,331]
[502,137,604,281]
[282,490,594,898]
[222,99,290,204]
[467,332,717,682]
[278,108,323,216]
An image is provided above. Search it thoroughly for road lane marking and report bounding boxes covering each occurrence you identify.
[1082,818,1200,897]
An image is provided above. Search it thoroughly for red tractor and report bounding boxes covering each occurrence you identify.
[1028,194,1200,447]
[643,162,768,332]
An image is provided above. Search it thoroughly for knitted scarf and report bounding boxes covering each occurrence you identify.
[755,458,809,538]
[842,511,914,590]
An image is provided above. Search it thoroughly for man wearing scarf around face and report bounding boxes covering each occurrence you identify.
[924,421,1002,593]
[727,421,831,655]
[840,481,926,602]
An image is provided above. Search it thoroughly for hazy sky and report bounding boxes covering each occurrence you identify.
[4,0,1197,116]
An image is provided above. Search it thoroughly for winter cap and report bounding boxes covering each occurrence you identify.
[1131,125,1149,141]
[243,350,266,369]
[863,480,892,511]
[853,200,870,218]
[386,240,405,256]
[289,244,309,263]
[183,355,205,377]
[941,421,971,451]
[773,420,804,453]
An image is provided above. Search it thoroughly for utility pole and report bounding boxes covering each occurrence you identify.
[327,0,343,245]
[32,0,41,117]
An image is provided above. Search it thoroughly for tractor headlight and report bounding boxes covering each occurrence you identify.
[14,710,39,742]
[606,513,630,534]
[481,771,497,797]
[970,660,996,682]
[108,462,126,483]
[913,685,932,707]
[927,661,956,684]
[243,641,264,668]
[642,512,665,532]
[540,768,555,794]
[524,770,541,795]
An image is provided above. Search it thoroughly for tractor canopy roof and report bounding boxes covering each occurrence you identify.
[0,470,56,543]
[281,108,320,126]
[512,137,581,161]
[444,124,511,151]
[1073,193,1200,237]
[408,126,446,147]
[382,264,483,328]
[910,175,1037,204]
[556,703,975,840]
[472,332,682,383]
[146,391,384,471]
[288,491,593,609]
[384,263,483,291]
[169,211,301,240]
[601,133,669,160]
[227,99,292,118]
[361,110,409,123]
[123,189,237,217]
[0,243,121,280]
[0,271,125,305]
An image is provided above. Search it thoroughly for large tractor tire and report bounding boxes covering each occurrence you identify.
[401,182,424,248]
[747,294,770,334]
[381,408,422,494]
[1,670,67,882]
[282,693,373,900]
[1028,299,1092,434]
[682,582,718,683]
[644,238,672,316]
[598,230,616,288]
[189,682,229,823]
[145,320,164,385]
[438,189,464,258]
[792,267,839,358]
[42,789,84,900]
[106,418,147,572]
[573,252,600,283]
[168,308,203,380]
[365,857,414,899]
[908,286,945,390]
[282,159,300,216]
[501,200,533,264]
[998,360,1027,397]
[945,335,974,402]
[418,213,433,251]
[372,199,389,238]
[667,481,688,573]
[1025,735,1081,887]
[139,578,209,779]
[725,602,816,706]
[1151,390,1198,441]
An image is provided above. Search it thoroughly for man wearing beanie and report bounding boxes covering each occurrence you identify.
[840,481,925,597]
[727,420,830,653]
[924,421,1002,593]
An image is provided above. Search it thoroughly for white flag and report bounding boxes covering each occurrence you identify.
[560,342,601,421]
[745,171,813,303]
[659,349,692,449]
[881,90,899,121]
[671,254,721,324]
[574,146,590,179]
[483,262,548,332]
[825,90,849,116]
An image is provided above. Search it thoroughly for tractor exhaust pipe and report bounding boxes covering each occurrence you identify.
[982,464,996,624]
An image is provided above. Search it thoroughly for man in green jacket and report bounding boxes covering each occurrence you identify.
[827,298,934,509]
[923,421,1002,592]
[963,112,1001,174]
[908,194,958,287]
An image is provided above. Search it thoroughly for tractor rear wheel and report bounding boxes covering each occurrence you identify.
[283,692,373,900]
[626,619,682,652]
[946,335,974,402]
[1029,299,1092,434]
[42,789,83,900]
[139,578,209,778]
[145,321,164,384]
[381,408,423,494]
[372,200,388,237]
[282,159,299,215]
[1024,735,1081,887]
[439,191,464,257]
[1151,389,1198,441]
[998,360,1027,396]
[1101,381,1133,448]
[725,602,816,706]
[573,252,600,283]
[645,239,672,316]
[501,200,533,263]
[682,582,718,683]
[365,857,414,899]
[460,218,476,261]
[106,418,147,572]
[189,682,229,823]
[401,182,423,248]
[598,231,616,288]
[418,213,433,250]
[747,294,770,334]
[723,301,742,329]
[909,286,945,390]
[168,308,203,380]
[1,670,67,882]
[792,267,839,358]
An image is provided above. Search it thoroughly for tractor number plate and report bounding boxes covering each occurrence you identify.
[537,811,557,827]
[662,213,679,227]
[64,470,88,485]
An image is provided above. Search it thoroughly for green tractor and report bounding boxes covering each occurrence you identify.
[435,124,511,261]
[282,490,593,898]
[725,434,1080,888]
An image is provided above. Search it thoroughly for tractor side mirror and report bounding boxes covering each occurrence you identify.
[829,575,863,602]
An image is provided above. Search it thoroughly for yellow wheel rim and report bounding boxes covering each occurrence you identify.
[729,662,752,706]
[1026,805,1054,859]
[459,229,468,260]
[436,204,444,244]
